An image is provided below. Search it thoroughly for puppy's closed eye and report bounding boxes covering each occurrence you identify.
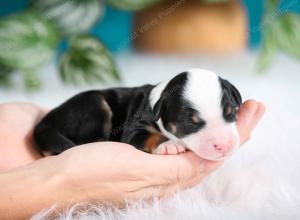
[192,114,200,124]
[191,114,205,128]
[168,123,177,134]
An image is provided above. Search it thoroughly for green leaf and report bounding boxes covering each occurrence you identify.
[266,0,279,10]
[257,25,278,73]
[107,0,161,10]
[275,13,300,60]
[0,10,58,70]
[257,0,279,73]
[0,63,14,88]
[23,70,41,91]
[59,35,120,85]
[30,0,103,37]
[258,12,300,73]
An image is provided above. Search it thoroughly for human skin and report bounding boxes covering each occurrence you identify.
[0,100,265,219]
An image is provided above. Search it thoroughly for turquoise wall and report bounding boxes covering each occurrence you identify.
[1,0,300,52]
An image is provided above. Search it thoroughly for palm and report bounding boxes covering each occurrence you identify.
[0,103,44,171]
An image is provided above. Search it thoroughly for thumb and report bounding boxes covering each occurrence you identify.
[237,100,265,144]
[146,152,223,196]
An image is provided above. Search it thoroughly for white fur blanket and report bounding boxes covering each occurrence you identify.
[2,52,298,220]
[31,100,300,220]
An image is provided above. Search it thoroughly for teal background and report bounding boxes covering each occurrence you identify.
[1,0,300,52]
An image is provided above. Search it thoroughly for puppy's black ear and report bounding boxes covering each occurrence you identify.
[153,97,166,121]
[219,77,242,106]
[229,83,242,106]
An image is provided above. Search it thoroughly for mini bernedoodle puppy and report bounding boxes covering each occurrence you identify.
[34,68,242,161]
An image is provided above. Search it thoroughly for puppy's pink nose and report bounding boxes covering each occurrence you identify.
[213,143,231,153]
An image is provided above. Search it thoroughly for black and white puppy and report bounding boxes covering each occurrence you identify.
[34,68,242,160]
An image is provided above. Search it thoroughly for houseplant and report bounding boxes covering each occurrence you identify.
[0,0,299,90]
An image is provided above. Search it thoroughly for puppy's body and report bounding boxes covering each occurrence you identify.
[34,85,163,154]
[34,69,242,160]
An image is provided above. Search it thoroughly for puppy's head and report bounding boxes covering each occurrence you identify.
[150,68,242,160]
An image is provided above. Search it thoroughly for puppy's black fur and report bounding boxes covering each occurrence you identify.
[34,85,161,155]
[219,77,242,122]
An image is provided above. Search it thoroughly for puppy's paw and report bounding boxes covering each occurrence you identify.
[154,140,186,155]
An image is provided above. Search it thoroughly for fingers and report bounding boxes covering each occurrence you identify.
[146,152,206,190]
[237,100,265,144]
[146,151,229,198]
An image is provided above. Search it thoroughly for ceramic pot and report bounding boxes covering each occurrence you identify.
[133,0,247,53]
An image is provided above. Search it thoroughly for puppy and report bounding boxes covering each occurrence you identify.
[34,68,242,160]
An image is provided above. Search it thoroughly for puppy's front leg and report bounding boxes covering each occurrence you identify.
[154,140,186,155]
[142,132,168,154]
[123,123,185,155]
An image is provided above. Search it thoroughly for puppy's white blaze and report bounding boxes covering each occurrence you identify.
[184,69,223,120]
[149,80,168,109]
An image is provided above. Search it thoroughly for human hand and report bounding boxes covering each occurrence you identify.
[44,99,265,204]
[0,100,264,197]
[0,103,45,171]
[0,100,264,219]
[0,100,264,171]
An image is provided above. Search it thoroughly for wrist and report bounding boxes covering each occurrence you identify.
[0,156,70,219]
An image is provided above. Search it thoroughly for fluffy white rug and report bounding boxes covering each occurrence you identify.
[2,52,299,220]
[31,99,300,220]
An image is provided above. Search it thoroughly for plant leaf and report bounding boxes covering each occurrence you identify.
[275,13,300,60]
[0,62,14,88]
[30,0,104,37]
[107,0,161,10]
[0,10,58,70]
[59,35,120,85]
[257,0,279,73]
[257,25,278,73]
[23,70,41,91]
[266,0,279,10]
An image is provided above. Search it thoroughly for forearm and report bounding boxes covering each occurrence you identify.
[0,157,70,219]
[0,148,152,219]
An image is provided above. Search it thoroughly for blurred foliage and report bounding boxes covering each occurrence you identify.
[0,63,13,88]
[107,0,161,10]
[23,70,41,91]
[275,14,300,60]
[0,0,120,91]
[0,65,42,91]
[258,0,300,72]
[30,0,103,37]
[0,10,58,90]
[0,11,57,69]
[257,24,277,72]
[0,0,299,91]
[60,35,119,84]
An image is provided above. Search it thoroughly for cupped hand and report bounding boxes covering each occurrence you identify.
[0,103,46,171]
[54,100,265,203]
[0,100,265,204]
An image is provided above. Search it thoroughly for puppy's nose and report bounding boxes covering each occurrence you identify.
[213,142,231,153]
